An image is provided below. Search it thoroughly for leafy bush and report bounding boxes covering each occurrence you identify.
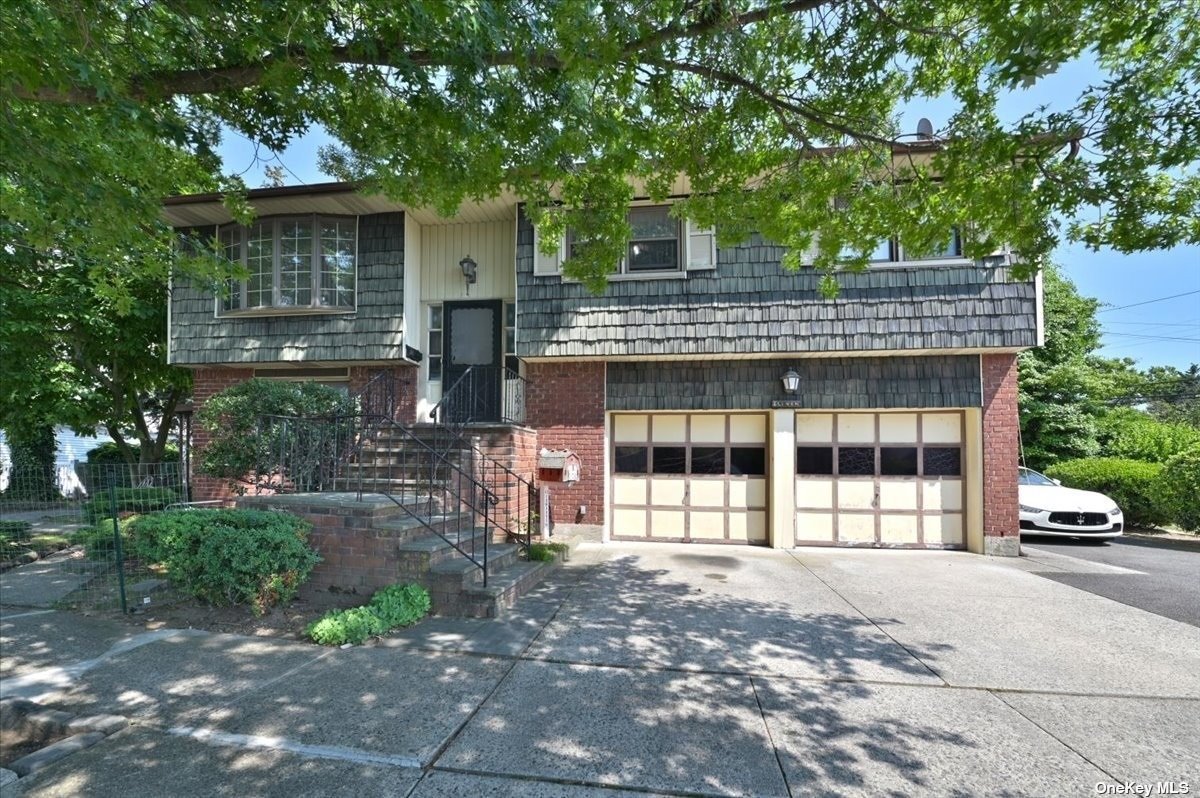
[128,509,319,614]
[73,516,139,561]
[528,542,569,562]
[85,441,181,465]
[197,379,355,490]
[0,520,33,542]
[1098,410,1200,464]
[1157,447,1200,532]
[307,583,431,646]
[1044,458,1167,528]
[83,487,179,522]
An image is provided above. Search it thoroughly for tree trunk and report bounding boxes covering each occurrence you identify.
[3,425,59,501]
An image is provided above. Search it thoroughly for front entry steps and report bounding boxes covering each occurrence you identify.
[239,493,552,619]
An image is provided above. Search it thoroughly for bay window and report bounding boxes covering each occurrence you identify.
[217,216,357,314]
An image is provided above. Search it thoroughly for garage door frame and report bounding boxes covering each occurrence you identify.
[610,412,769,545]
[794,410,968,549]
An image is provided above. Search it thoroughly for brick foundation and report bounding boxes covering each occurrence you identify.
[525,361,606,527]
[981,353,1020,555]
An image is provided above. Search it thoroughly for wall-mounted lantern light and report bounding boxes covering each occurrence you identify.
[780,368,801,395]
[459,255,478,294]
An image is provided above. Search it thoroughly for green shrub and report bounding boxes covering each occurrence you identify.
[73,516,139,561]
[1098,410,1200,464]
[83,487,179,523]
[306,583,431,646]
[197,379,355,489]
[1044,458,1167,528]
[0,520,33,543]
[1158,447,1200,532]
[527,542,569,562]
[129,509,319,614]
[85,441,181,465]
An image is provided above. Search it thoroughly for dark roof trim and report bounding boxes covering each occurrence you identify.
[164,181,359,206]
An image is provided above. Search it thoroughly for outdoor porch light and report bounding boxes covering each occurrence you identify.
[459,255,478,292]
[781,369,802,395]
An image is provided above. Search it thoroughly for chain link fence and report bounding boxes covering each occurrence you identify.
[0,462,190,613]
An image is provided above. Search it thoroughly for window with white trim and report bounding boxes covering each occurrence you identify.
[537,203,715,277]
[216,216,357,314]
[427,304,443,381]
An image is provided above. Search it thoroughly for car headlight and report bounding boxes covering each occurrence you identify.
[1108,507,1121,516]
[1019,504,1043,513]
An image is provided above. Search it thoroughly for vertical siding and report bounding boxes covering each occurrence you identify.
[420,221,515,302]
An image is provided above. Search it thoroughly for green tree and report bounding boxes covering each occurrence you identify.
[1018,265,1139,469]
[3,1,1199,297]
[1136,365,1200,428]
[2,425,58,501]
[0,236,192,465]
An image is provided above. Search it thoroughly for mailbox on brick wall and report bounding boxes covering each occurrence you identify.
[538,449,581,484]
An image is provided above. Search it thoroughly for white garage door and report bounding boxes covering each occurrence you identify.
[611,413,769,545]
[795,412,965,548]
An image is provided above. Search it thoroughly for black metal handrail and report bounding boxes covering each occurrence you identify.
[255,365,536,586]
[432,365,527,427]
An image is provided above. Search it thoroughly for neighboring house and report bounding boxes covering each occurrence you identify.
[0,427,113,496]
[165,177,1038,557]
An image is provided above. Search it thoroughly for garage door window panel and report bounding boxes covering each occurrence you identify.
[797,446,834,475]
[615,446,649,474]
[730,447,766,476]
[652,447,687,474]
[691,447,727,475]
[838,447,876,476]
[923,447,962,476]
[880,447,919,476]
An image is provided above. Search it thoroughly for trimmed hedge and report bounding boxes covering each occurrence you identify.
[73,516,139,561]
[1158,447,1200,532]
[85,442,181,465]
[128,509,319,614]
[1044,458,1167,528]
[83,487,179,523]
[307,584,431,646]
[0,520,33,543]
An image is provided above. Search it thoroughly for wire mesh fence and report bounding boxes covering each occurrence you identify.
[0,461,190,613]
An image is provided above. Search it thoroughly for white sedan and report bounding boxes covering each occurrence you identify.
[1018,467,1124,540]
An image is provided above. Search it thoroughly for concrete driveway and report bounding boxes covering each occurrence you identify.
[3,542,1198,797]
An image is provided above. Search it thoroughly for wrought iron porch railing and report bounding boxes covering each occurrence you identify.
[433,365,527,426]
[250,367,535,586]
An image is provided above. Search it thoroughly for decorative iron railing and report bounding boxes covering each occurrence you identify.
[253,365,535,586]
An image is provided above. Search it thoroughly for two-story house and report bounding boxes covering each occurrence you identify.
[165,178,1038,558]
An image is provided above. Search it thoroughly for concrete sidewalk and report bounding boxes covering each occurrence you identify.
[2,543,1197,797]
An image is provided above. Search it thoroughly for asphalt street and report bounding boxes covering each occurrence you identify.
[1023,535,1200,628]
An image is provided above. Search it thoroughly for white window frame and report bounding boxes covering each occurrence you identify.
[426,303,443,382]
[215,215,359,317]
[532,201,716,280]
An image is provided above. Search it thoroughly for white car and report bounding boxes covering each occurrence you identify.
[1018,467,1124,540]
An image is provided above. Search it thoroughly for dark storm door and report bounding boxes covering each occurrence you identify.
[442,299,503,422]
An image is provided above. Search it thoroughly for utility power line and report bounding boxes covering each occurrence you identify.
[1098,289,1200,314]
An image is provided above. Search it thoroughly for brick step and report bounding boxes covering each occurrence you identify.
[454,560,552,619]
[371,512,476,543]
[428,543,522,589]
[396,528,492,569]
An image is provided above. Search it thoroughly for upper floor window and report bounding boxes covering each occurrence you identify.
[217,216,357,315]
[848,227,963,264]
[566,205,684,275]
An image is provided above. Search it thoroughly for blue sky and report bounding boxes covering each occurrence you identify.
[215,60,1199,371]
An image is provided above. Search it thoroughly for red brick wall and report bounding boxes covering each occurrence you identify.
[525,361,606,525]
[982,353,1020,541]
[189,367,254,502]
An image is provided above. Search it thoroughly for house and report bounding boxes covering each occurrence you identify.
[164,178,1038,559]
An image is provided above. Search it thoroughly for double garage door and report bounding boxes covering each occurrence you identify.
[609,410,966,549]
[611,413,769,544]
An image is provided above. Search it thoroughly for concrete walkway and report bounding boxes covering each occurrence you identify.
[2,543,1197,797]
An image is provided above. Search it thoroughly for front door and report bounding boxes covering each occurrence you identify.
[442,299,503,422]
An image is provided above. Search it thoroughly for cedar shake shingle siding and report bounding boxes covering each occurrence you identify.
[514,208,1037,359]
[169,213,405,365]
[607,356,981,411]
